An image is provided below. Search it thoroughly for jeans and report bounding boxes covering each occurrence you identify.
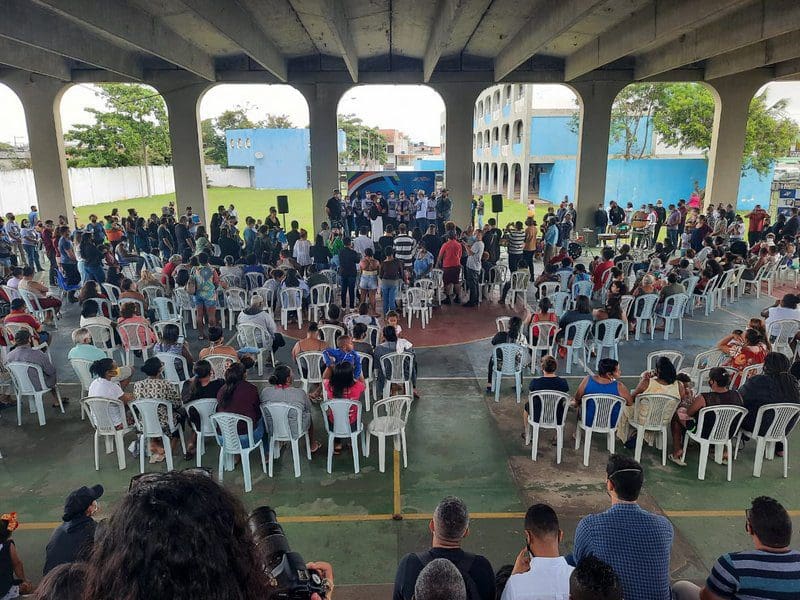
[508,253,522,272]
[415,217,427,233]
[522,250,535,278]
[381,281,398,314]
[24,245,42,271]
[595,226,606,245]
[667,228,679,248]
[478,214,484,228]
[341,275,357,308]
[84,264,106,283]
[465,268,480,304]
[46,249,58,285]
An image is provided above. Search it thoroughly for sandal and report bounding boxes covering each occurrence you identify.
[310,441,322,454]
[668,453,686,466]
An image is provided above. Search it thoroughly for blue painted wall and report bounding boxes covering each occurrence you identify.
[414,158,445,170]
[530,115,652,157]
[226,127,346,189]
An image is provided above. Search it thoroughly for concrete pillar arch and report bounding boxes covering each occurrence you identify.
[0,72,72,224]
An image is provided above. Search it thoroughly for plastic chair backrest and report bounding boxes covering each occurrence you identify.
[618,260,633,276]
[647,351,684,372]
[71,358,93,389]
[572,280,592,299]
[736,363,763,388]
[530,322,558,349]
[319,325,344,348]
[174,288,192,310]
[320,269,338,285]
[511,270,530,290]
[695,405,747,442]
[365,324,380,347]
[224,288,248,311]
[263,402,303,440]
[119,322,153,351]
[489,264,509,284]
[564,320,592,349]
[310,283,332,306]
[494,343,524,375]
[221,274,242,288]
[691,349,727,371]
[633,294,658,318]
[18,289,42,313]
[702,275,719,296]
[356,351,373,379]
[296,351,325,383]
[374,394,412,423]
[557,271,571,290]
[551,292,571,317]
[528,391,570,426]
[84,396,126,433]
[237,322,272,350]
[414,278,435,293]
[683,275,699,294]
[185,398,218,436]
[767,319,800,344]
[205,354,235,380]
[618,295,635,319]
[593,319,625,345]
[131,398,174,434]
[633,394,679,428]
[495,316,511,332]
[1,285,20,301]
[406,287,428,307]
[581,394,625,431]
[101,283,121,303]
[751,403,800,441]
[119,297,145,316]
[380,352,414,383]
[321,399,362,436]
[152,297,179,321]
[8,361,45,393]
[211,412,253,453]
[245,272,265,289]
[141,285,164,301]
[662,293,689,317]
[155,352,189,383]
[281,287,303,310]
[84,323,114,349]
[538,281,560,298]
[4,321,37,341]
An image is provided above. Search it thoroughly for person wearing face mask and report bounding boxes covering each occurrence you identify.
[43,485,104,574]
[414,191,429,234]
[7,329,65,409]
[87,358,134,427]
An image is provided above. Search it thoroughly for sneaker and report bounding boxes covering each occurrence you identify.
[128,440,139,457]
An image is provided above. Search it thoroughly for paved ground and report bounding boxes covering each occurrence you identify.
[2,278,800,599]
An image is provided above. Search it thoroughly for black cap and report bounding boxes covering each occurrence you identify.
[63,484,103,521]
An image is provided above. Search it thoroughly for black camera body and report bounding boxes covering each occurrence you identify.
[249,506,327,600]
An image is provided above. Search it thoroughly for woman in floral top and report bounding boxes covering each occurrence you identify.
[190,252,223,340]
[132,357,182,464]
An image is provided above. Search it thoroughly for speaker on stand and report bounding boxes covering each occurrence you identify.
[491,194,503,225]
[277,194,289,230]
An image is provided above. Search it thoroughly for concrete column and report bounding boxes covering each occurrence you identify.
[706,71,771,208]
[571,81,626,230]
[157,80,211,225]
[433,83,486,226]
[298,83,350,232]
[506,163,514,201]
[1,72,72,224]
[520,163,530,206]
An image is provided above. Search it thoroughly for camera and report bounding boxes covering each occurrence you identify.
[249,506,327,599]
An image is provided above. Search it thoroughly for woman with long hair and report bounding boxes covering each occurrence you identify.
[720,327,768,371]
[486,316,525,393]
[573,358,632,427]
[620,356,685,446]
[216,361,263,444]
[323,361,365,453]
[260,364,320,453]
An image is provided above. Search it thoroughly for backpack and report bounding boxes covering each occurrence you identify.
[415,551,481,600]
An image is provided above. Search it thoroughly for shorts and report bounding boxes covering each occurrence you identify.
[443,266,461,285]
[193,295,217,308]
[359,274,378,290]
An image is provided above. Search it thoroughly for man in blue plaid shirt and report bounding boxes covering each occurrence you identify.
[571,454,673,600]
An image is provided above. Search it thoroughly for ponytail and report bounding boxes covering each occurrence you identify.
[268,364,291,386]
[219,362,245,407]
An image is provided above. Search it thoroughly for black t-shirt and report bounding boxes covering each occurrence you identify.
[338,247,360,277]
[326,197,342,220]
[219,236,241,261]
[286,230,300,251]
[393,548,495,600]
[421,234,441,259]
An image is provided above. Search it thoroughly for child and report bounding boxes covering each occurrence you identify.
[679,230,691,257]
[384,310,403,337]
[527,297,557,345]
[0,512,32,598]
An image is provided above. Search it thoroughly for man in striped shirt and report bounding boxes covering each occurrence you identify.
[673,496,800,600]
[504,221,526,272]
[393,224,417,269]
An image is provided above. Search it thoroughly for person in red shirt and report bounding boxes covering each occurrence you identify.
[41,220,58,286]
[746,204,769,247]
[436,232,463,304]
[592,247,615,292]
[4,298,48,344]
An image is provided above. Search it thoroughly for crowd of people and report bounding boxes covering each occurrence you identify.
[3,192,800,599]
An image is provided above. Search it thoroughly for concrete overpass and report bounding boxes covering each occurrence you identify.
[1,0,799,228]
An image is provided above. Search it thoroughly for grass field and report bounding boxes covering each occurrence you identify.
[73,187,535,231]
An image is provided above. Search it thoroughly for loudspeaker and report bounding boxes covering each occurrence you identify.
[491,194,503,214]
[277,195,289,214]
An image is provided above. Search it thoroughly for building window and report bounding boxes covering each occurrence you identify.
[245,137,251,148]
[387,144,395,154]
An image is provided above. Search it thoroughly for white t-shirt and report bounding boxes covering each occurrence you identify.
[415,198,428,219]
[88,377,125,425]
[500,557,574,600]
[765,306,800,331]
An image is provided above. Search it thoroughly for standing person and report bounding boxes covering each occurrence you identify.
[558,214,573,250]
[463,230,483,307]
[20,219,42,272]
[594,204,609,245]
[174,216,193,260]
[572,455,673,600]
[665,204,681,249]
[189,253,221,340]
[325,189,343,229]
[677,198,688,237]
[41,220,58,286]
[504,221,525,273]
[43,485,103,575]
[358,248,380,313]
[369,194,387,241]
[425,191,438,232]
[608,200,625,230]
[437,232,463,305]
[522,218,537,278]
[338,237,360,309]
[483,218,502,264]
[5,213,25,266]
[747,204,769,247]
[653,199,667,242]
[543,219,559,265]
[477,196,485,229]
[292,229,312,276]
[58,226,80,299]
[379,248,404,314]
[501,504,573,600]
[436,190,452,233]
[386,190,398,231]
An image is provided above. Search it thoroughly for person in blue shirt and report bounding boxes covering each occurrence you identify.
[413,243,434,280]
[322,335,363,380]
[571,454,673,600]
[28,205,38,226]
[543,219,559,264]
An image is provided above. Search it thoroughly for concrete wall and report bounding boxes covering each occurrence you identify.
[537,157,772,209]
[0,165,251,213]
[227,128,310,189]
[530,115,653,158]
[414,158,445,170]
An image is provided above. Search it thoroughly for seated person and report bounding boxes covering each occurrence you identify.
[5,298,49,345]
[322,335,363,380]
[68,328,132,380]
[7,329,62,407]
[216,361,264,444]
[116,302,157,350]
[573,359,631,424]
[199,325,239,360]
[87,358,133,426]
[260,364,320,453]
[524,355,569,438]
[322,361,365,450]
[153,322,194,374]
[5,266,22,289]
[18,266,62,318]
[237,295,285,352]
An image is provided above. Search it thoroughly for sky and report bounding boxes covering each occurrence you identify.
[0,80,798,147]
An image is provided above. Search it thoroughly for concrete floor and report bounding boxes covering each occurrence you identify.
[2,285,799,599]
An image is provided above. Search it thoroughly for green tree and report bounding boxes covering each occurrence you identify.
[201,105,260,167]
[65,83,171,168]
[265,113,294,128]
[337,113,387,165]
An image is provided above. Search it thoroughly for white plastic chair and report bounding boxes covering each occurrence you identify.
[152,320,186,345]
[491,343,525,403]
[482,264,509,299]
[236,322,275,376]
[155,352,190,393]
[222,287,248,329]
[506,271,530,307]
[657,293,689,340]
[679,349,727,386]
[550,292,571,318]
[308,283,333,322]
[296,351,325,394]
[646,351,684,373]
[537,281,560,300]
[140,285,165,304]
[262,402,312,478]
[220,273,243,289]
[682,405,747,481]
[356,351,375,411]
[152,297,181,322]
[528,322,558,374]
[767,319,800,358]
[245,272,266,290]
[252,286,276,314]
[129,398,186,473]
[726,265,746,303]
[321,399,365,474]
[739,264,768,298]
[592,319,625,369]
[429,268,444,304]
[495,316,512,332]
[2,285,20,301]
[119,297,146,317]
[318,324,345,349]
[777,263,798,288]
[404,287,430,329]
[557,320,592,374]
[280,287,304,329]
[83,396,134,470]
[571,280,593,301]
[3,321,50,358]
[380,352,414,399]
[204,353,235,380]
[630,394,679,464]
[631,294,658,340]
[19,289,57,327]
[682,275,700,316]
[118,322,155,366]
[8,361,63,426]
[556,271,571,291]
[211,412,266,493]
[174,288,197,329]
[735,363,763,389]
[83,322,121,360]
[526,391,570,463]
[694,274,719,316]
[101,283,121,304]
[365,395,413,472]
[185,397,218,467]
[84,297,114,320]
[694,366,740,396]
[575,394,625,467]
[70,358,93,419]
[735,403,800,478]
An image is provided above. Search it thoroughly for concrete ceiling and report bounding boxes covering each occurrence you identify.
[0,0,798,86]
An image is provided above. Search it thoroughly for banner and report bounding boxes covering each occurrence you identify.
[345,171,441,198]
